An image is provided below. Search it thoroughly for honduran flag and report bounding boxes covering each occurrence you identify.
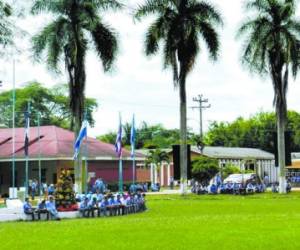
[130,114,136,158]
[115,114,122,158]
[73,120,88,160]
[24,111,30,156]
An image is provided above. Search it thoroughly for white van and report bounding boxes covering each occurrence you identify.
[223,173,256,184]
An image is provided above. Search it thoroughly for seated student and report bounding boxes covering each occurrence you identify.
[156,183,161,191]
[219,183,225,194]
[99,196,110,216]
[136,193,146,212]
[233,183,240,195]
[115,194,123,215]
[79,197,90,217]
[108,195,118,216]
[223,183,229,194]
[96,192,104,203]
[286,181,292,193]
[37,199,49,220]
[23,197,36,221]
[151,183,158,192]
[272,183,279,193]
[227,182,234,194]
[210,184,218,194]
[143,183,148,192]
[120,194,128,215]
[88,197,98,217]
[246,182,254,194]
[46,196,60,220]
[255,183,262,193]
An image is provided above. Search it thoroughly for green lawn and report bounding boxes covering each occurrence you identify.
[1,193,300,250]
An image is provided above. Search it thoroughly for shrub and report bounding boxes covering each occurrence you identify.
[191,156,220,185]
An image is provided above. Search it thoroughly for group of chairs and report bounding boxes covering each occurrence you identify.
[78,192,146,218]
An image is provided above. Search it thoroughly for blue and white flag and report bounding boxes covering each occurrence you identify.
[130,115,136,158]
[115,114,122,158]
[24,111,30,156]
[73,120,88,160]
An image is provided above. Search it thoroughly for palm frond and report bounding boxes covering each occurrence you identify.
[188,1,223,26]
[31,0,65,15]
[90,21,118,71]
[197,20,219,61]
[145,16,167,55]
[134,0,173,21]
[245,0,270,12]
[88,0,123,10]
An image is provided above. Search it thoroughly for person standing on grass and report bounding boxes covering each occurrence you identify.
[31,179,37,200]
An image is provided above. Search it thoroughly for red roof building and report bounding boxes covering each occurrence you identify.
[0,126,146,196]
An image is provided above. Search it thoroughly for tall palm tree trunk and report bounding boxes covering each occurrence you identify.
[74,111,82,194]
[271,61,287,194]
[179,73,188,195]
[277,104,286,193]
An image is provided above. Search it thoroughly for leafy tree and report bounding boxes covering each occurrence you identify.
[31,0,121,192]
[222,164,241,180]
[237,0,300,193]
[191,156,219,185]
[0,1,13,50]
[0,82,97,129]
[97,122,185,149]
[145,148,170,167]
[134,0,222,193]
[204,111,300,153]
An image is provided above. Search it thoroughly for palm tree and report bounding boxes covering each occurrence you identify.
[134,0,222,194]
[237,0,300,193]
[145,149,170,185]
[31,0,122,193]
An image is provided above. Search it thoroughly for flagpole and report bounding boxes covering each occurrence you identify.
[119,156,123,193]
[12,59,16,193]
[132,155,135,185]
[117,113,123,193]
[131,114,136,185]
[37,112,42,196]
[84,110,88,195]
[25,101,30,198]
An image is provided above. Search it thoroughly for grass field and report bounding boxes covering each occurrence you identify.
[1,193,300,250]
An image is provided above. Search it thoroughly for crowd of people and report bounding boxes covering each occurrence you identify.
[77,192,146,218]
[23,196,60,221]
[23,177,148,221]
[192,180,292,195]
[192,181,267,195]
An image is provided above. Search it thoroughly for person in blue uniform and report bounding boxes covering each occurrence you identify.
[37,199,49,220]
[23,197,36,221]
[46,196,60,220]
[79,197,90,217]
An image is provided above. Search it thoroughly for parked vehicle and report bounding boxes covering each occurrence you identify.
[223,173,256,184]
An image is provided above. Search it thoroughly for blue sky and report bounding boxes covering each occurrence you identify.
[1,0,300,137]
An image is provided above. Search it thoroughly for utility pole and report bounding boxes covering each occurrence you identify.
[191,94,211,142]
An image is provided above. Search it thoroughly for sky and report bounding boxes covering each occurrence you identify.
[1,0,300,137]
